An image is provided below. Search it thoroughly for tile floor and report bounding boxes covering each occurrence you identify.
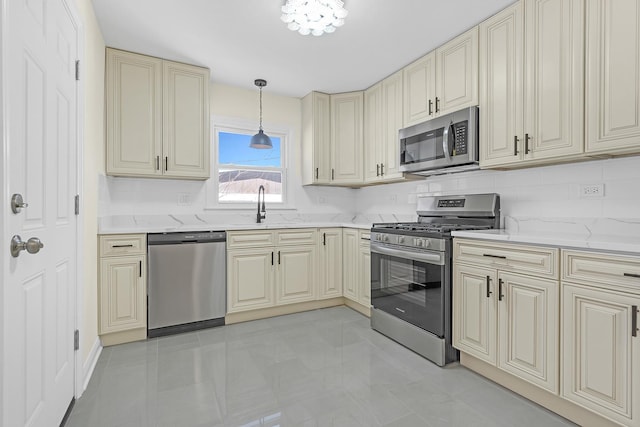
[67,306,575,427]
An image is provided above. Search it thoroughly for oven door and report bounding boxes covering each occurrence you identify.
[370,242,446,337]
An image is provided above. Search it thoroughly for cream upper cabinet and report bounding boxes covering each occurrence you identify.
[435,26,479,116]
[364,82,383,183]
[318,228,343,299]
[98,234,147,345]
[106,49,163,176]
[453,239,560,394]
[106,48,210,179]
[331,91,364,184]
[403,51,436,127]
[381,71,404,180]
[585,0,640,155]
[302,91,331,185]
[480,0,585,168]
[403,27,478,128]
[162,60,210,178]
[561,248,640,427]
[364,71,404,184]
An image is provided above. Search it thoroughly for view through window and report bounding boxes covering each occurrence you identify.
[217,130,284,203]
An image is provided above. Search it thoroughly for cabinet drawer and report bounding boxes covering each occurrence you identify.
[227,230,275,249]
[275,229,317,246]
[562,249,640,293]
[100,234,146,257]
[359,230,371,241]
[454,239,558,279]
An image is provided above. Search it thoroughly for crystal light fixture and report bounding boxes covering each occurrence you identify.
[280,0,348,37]
[250,79,273,149]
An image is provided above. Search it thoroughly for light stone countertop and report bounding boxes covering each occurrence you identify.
[451,229,640,255]
[98,214,374,235]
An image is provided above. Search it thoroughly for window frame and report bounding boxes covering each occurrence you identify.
[205,116,293,210]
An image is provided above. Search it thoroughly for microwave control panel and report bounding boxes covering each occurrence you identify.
[453,121,468,155]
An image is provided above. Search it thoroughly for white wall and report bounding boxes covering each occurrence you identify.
[356,155,640,235]
[99,83,358,217]
[75,0,105,364]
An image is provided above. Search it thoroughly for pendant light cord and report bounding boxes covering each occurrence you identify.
[259,86,264,131]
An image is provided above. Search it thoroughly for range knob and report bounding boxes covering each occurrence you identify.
[415,239,424,247]
[376,234,381,240]
[398,236,405,244]
[423,239,430,248]
[383,235,390,242]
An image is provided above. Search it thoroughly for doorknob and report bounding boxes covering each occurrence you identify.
[10,235,44,257]
[11,193,29,214]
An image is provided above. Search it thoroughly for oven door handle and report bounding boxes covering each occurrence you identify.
[370,242,445,265]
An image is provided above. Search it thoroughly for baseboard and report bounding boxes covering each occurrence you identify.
[225,298,344,324]
[343,298,371,317]
[80,337,102,396]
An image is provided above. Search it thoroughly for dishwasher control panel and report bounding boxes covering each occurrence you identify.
[147,231,226,245]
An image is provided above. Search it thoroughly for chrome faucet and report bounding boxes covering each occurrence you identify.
[257,185,266,223]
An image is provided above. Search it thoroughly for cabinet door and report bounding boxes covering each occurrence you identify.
[276,246,317,305]
[106,49,163,177]
[359,242,371,307]
[227,248,274,313]
[381,70,404,180]
[585,0,640,155]
[562,283,639,426]
[163,60,210,179]
[403,52,436,127]
[453,264,497,364]
[331,92,364,184]
[364,83,383,183]
[99,256,146,334]
[479,2,525,168]
[498,272,559,394]
[318,229,343,299]
[436,26,479,116]
[342,229,359,301]
[523,0,584,161]
[302,92,331,184]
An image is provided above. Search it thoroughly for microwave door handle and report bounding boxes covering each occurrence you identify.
[443,122,452,162]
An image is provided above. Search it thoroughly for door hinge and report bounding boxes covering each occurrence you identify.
[75,60,80,81]
[74,330,79,351]
[74,194,80,215]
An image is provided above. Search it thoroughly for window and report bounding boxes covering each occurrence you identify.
[212,124,287,206]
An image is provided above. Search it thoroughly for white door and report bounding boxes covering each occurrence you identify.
[2,0,79,425]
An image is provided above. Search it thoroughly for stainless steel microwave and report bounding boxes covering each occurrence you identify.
[399,106,479,176]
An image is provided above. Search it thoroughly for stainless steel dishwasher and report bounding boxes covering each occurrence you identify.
[147,231,226,338]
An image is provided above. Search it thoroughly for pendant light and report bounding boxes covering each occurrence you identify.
[250,79,273,149]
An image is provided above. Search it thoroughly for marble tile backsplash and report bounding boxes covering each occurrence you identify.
[99,155,640,237]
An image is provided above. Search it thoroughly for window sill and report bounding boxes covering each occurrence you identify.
[204,205,298,212]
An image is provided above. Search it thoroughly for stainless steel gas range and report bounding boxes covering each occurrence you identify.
[370,193,500,366]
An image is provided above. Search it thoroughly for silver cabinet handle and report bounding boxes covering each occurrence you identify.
[10,235,44,257]
[11,193,29,214]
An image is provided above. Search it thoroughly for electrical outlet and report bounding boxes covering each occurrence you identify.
[177,193,192,206]
[579,184,604,198]
[389,194,397,202]
[317,196,326,204]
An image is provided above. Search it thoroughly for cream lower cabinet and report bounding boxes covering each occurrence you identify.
[318,228,343,299]
[98,234,147,345]
[342,229,359,301]
[227,229,317,314]
[561,249,640,427]
[480,0,584,168]
[453,239,559,393]
[358,232,371,307]
[106,48,210,179]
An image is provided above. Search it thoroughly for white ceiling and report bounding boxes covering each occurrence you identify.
[91,0,515,98]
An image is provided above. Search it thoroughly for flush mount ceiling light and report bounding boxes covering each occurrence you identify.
[281,0,348,36]
[250,79,273,149]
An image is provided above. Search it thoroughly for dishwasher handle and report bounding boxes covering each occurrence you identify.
[148,231,226,245]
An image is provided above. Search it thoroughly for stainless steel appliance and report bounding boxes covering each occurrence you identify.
[147,231,226,338]
[370,193,500,366]
[399,106,479,176]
